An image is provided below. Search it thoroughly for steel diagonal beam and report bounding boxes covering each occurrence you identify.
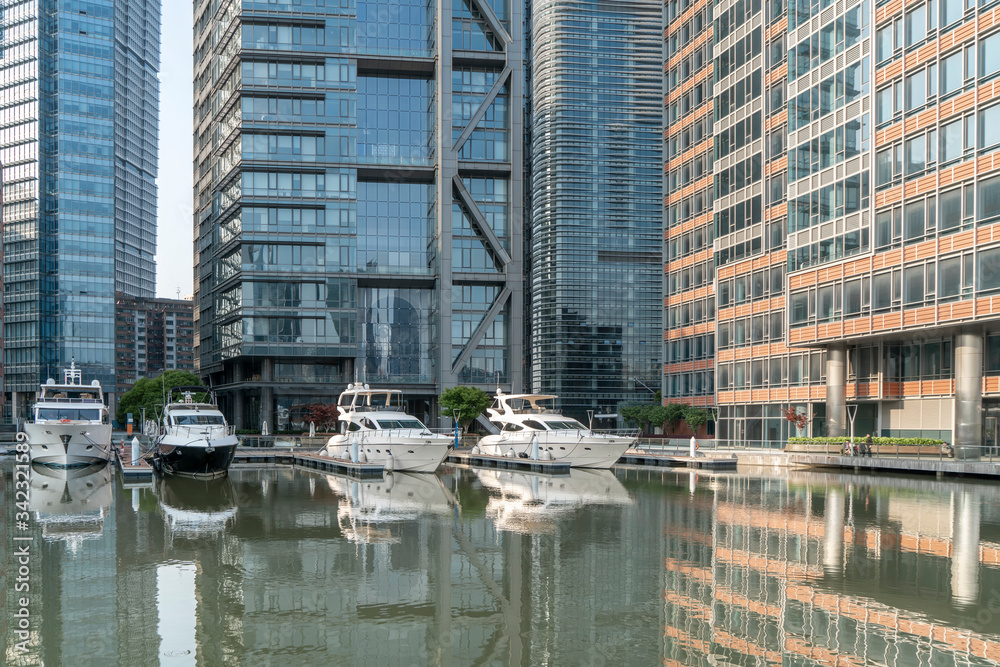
[452,175,512,267]
[452,66,511,154]
[470,0,512,45]
[451,286,511,373]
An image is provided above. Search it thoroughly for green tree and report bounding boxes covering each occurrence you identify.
[116,370,205,426]
[439,386,493,431]
[683,406,709,434]
[645,404,670,433]
[620,404,644,429]
[663,403,687,433]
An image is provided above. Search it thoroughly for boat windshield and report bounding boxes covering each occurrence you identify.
[374,418,426,430]
[172,414,226,426]
[543,420,585,430]
[367,393,400,409]
[503,397,557,414]
[36,408,102,421]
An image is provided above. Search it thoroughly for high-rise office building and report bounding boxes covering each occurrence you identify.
[664,0,1000,452]
[0,0,160,418]
[193,0,524,430]
[528,0,663,419]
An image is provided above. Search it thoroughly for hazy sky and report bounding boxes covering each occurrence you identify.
[154,4,194,298]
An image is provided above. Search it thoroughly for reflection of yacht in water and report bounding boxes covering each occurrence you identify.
[155,476,238,538]
[327,471,456,544]
[29,462,113,545]
[475,468,633,533]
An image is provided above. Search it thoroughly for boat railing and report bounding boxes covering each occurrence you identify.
[593,428,641,438]
[356,429,448,442]
[36,397,104,404]
[506,407,561,415]
[167,425,231,439]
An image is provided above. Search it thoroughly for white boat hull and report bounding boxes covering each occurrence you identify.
[24,423,113,467]
[321,434,452,473]
[477,433,632,469]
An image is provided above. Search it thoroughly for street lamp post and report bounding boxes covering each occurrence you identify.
[453,409,461,449]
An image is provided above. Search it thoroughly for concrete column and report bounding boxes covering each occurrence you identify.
[826,344,848,437]
[233,390,245,431]
[261,359,274,433]
[822,488,845,575]
[951,490,981,608]
[954,329,983,460]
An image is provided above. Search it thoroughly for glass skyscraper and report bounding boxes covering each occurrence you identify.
[194,0,524,430]
[528,0,663,419]
[0,0,160,418]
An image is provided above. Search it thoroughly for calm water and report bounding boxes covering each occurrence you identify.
[3,461,1000,666]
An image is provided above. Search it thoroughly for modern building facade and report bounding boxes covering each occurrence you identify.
[664,0,1000,452]
[114,294,195,396]
[193,0,523,430]
[0,0,159,420]
[528,0,664,420]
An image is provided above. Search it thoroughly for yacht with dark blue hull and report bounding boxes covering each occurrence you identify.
[153,387,238,479]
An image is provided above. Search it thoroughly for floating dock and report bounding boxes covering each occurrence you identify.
[234,450,384,479]
[620,451,738,470]
[448,451,572,474]
[115,442,154,483]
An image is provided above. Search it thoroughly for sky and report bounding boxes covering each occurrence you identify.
[154,4,194,299]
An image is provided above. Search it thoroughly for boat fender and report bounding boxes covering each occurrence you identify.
[343,449,351,460]
[507,448,516,458]
[385,452,395,472]
[540,449,553,461]
[517,452,530,459]
[358,450,368,463]
[470,445,480,455]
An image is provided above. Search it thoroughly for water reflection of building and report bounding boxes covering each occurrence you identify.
[662,471,1000,666]
[2,463,121,666]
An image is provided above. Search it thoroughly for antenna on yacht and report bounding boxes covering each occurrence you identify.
[495,370,502,395]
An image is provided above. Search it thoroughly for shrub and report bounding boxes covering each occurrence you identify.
[787,437,947,446]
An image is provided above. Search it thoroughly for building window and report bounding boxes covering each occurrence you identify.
[979,247,1000,292]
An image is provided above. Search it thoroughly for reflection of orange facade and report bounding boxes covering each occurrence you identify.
[661,474,1000,665]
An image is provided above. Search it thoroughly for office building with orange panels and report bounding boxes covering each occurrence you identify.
[665,0,1000,453]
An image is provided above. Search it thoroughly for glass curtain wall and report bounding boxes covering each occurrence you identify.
[0,0,159,420]
[530,0,663,420]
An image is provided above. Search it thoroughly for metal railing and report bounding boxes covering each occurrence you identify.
[630,438,786,452]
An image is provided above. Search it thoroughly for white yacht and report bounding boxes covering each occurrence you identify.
[24,361,113,467]
[154,387,238,479]
[477,392,636,468]
[318,384,452,473]
[475,468,634,533]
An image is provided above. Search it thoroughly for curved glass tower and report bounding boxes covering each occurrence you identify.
[529,0,663,419]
